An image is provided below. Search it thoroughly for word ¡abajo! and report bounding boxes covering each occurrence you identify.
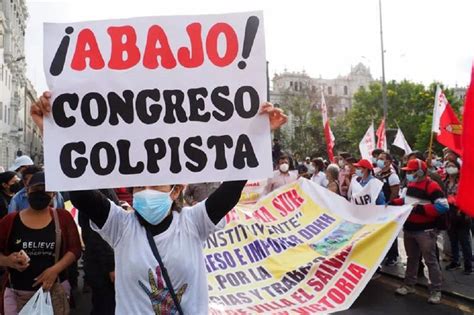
[49,16,260,76]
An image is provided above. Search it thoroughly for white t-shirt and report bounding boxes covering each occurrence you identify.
[311,171,328,187]
[386,172,400,186]
[91,200,224,315]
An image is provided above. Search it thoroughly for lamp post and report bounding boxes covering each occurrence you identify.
[379,0,388,122]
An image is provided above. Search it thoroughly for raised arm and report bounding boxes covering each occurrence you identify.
[205,180,247,224]
[70,190,110,228]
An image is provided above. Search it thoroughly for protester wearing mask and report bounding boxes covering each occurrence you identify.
[325,164,340,195]
[0,172,21,219]
[349,159,385,205]
[265,155,298,194]
[394,159,449,304]
[371,149,385,170]
[30,91,287,314]
[8,166,65,214]
[443,161,472,274]
[311,158,328,187]
[375,152,401,266]
[0,172,81,314]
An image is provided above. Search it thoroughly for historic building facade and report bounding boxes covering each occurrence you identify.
[0,0,41,170]
[270,63,374,117]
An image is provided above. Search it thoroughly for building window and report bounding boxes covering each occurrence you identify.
[294,82,298,91]
[360,85,363,90]
[328,86,332,95]
[7,108,10,124]
[0,102,2,121]
[312,85,316,92]
[344,86,348,95]
[290,81,293,87]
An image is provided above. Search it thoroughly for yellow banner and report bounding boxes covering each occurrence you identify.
[205,179,411,314]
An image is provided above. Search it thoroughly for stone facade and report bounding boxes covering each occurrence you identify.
[270,63,374,117]
[0,0,42,170]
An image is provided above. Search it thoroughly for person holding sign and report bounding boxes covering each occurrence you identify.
[30,91,287,315]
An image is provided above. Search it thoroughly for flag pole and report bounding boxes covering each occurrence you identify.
[427,131,435,163]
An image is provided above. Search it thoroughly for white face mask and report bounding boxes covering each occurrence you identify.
[446,166,459,175]
[338,160,345,168]
[279,163,289,173]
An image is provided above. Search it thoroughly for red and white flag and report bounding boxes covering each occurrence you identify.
[432,86,463,156]
[457,66,474,215]
[359,122,375,160]
[376,118,387,151]
[321,92,335,162]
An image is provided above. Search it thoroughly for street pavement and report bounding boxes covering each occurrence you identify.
[339,277,471,315]
[71,275,470,314]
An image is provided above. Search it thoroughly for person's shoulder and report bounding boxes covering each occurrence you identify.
[11,188,26,200]
[0,212,18,226]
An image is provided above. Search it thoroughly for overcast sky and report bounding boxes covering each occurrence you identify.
[25,0,474,93]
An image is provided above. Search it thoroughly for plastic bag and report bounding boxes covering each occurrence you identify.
[18,288,54,315]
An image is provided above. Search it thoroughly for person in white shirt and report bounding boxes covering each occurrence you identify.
[30,92,288,315]
[303,157,315,175]
[311,158,328,187]
[264,155,298,194]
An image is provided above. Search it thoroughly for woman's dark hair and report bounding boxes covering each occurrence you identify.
[312,158,325,171]
[22,165,42,177]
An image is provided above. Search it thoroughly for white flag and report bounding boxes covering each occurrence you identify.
[392,128,412,154]
[359,122,375,160]
[432,85,448,134]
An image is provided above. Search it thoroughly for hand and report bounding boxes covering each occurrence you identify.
[7,252,29,272]
[259,102,287,130]
[33,266,59,291]
[109,271,115,284]
[138,267,187,314]
[30,91,52,136]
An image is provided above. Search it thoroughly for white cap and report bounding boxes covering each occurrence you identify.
[9,155,34,171]
[305,157,310,160]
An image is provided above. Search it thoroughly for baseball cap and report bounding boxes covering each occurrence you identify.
[353,159,373,170]
[402,159,427,172]
[9,155,34,171]
[28,172,45,187]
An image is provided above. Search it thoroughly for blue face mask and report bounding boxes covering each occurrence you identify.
[355,169,364,178]
[376,160,385,169]
[406,174,416,182]
[133,188,174,225]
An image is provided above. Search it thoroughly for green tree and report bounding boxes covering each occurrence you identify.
[335,80,463,158]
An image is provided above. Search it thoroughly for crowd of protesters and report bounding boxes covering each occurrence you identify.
[0,125,471,313]
[270,140,472,305]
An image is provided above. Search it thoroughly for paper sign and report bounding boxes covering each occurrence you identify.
[43,12,269,191]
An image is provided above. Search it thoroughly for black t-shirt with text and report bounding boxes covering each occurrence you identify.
[7,215,63,291]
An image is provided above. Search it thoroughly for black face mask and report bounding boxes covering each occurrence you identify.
[28,191,52,210]
[9,182,21,194]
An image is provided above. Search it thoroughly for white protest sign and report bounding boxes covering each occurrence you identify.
[43,12,270,191]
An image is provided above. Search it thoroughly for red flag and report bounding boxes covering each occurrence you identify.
[457,65,474,215]
[321,92,335,162]
[436,104,463,156]
[376,118,387,150]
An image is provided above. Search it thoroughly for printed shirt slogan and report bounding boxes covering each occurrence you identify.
[43,12,269,191]
[205,179,412,314]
